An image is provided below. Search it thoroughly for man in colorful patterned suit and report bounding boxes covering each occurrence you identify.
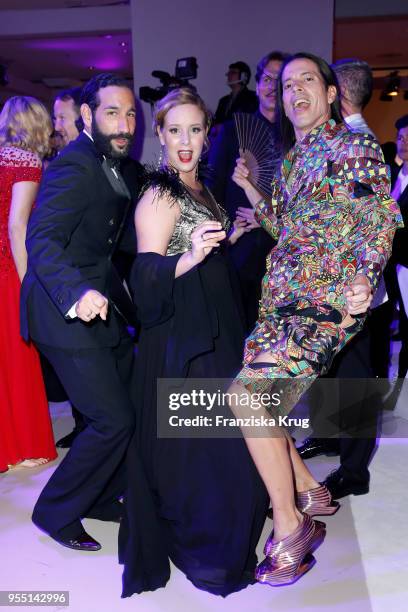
[298,58,395,499]
[229,52,401,586]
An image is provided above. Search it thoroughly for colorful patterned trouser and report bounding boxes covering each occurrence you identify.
[235,305,362,418]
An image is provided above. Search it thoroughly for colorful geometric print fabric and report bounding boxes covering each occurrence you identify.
[241,119,402,378]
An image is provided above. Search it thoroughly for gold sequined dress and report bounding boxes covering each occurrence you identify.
[120,171,269,598]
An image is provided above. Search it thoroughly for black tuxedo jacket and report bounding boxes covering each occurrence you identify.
[21,132,137,349]
[391,164,408,267]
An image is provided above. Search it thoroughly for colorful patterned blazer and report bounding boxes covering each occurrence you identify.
[254,119,402,322]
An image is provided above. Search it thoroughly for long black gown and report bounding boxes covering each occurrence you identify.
[119,174,268,597]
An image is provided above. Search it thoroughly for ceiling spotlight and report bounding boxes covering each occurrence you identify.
[384,71,400,97]
[120,41,127,47]
[380,92,393,102]
[89,65,94,71]
[379,71,401,101]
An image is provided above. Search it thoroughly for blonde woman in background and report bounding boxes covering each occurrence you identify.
[0,96,57,472]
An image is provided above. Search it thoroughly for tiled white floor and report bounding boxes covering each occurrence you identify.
[1,382,407,612]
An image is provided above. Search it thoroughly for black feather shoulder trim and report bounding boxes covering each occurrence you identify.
[138,163,212,206]
[139,164,184,206]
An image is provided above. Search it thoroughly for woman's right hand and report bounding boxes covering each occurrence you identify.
[232,157,263,207]
[190,220,226,264]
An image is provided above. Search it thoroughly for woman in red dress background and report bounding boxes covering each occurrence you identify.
[0,96,57,472]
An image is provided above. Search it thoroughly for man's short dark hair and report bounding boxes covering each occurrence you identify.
[80,73,134,113]
[255,51,289,83]
[395,114,408,131]
[331,58,373,109]
[54,86,82,116]
[229,61,251,84]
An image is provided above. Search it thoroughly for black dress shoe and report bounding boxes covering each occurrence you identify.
[50,529,101,551]
[297,437,340,460]
[56,428,82,448]
[322,469,369,500]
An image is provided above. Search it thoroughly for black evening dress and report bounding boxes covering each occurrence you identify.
[119,171,268,597]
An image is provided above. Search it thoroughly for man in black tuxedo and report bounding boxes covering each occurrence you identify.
[44,86,86,448]
[21,73,138,551]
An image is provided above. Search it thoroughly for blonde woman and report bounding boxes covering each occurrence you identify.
[0,96,56,471]
[120,88,268,597]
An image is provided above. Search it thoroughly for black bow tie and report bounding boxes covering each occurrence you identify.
[97,153,120,171]
[105,157,121,171]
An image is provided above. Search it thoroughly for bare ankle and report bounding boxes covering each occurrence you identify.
[273,513,301,541]
[295,478,319,493]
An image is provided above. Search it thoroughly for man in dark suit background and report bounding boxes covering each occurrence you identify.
[208,51,287,332]
[53,86,82,149]
[212,61,258,135]
[21,73,138,551]
[390,114,408,378]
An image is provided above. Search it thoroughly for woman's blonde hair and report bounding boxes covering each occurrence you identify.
[152,87,212,134]
[0,96,53,159]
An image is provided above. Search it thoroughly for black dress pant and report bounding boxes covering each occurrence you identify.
[384,263,408,378]
[39,354,86,431]
[229,229,275,334]
[309,316,381,483]
[32,336,136,538]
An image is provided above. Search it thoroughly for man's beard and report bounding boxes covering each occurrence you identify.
[91,118,133,159]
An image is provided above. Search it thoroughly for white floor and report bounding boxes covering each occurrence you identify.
[1,383,407,612]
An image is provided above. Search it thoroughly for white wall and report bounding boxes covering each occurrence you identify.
[130,0,334,161]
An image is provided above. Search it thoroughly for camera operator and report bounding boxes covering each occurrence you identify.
[212,61,258,133]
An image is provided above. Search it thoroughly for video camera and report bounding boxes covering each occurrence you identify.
[139,57,198,105]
